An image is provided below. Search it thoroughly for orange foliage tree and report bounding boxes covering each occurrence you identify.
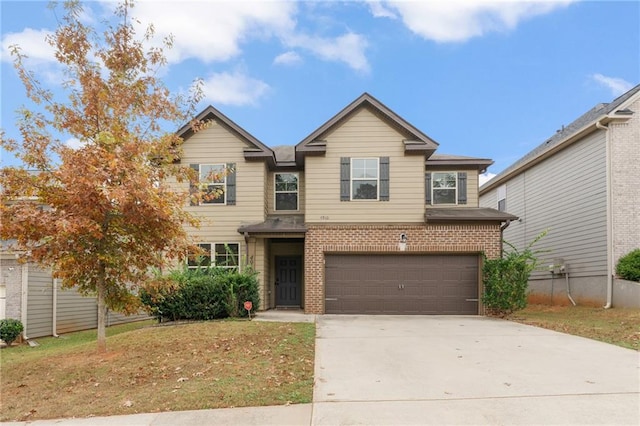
[0,0,203,352]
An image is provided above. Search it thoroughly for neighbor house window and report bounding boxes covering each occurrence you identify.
[188,243,239,270]
[497,184,506,212]
[432,172,457,204]
[351,158,379,200]
[200,164,226,204]
[275,173,298,211]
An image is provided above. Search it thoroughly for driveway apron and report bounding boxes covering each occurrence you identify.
[312,315,640,425]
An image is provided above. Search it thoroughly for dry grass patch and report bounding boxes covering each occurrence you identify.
[509,305,640,350]
[0,320,315,422]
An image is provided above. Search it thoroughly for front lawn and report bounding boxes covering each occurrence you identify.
[509,305,640,350]
[0,320,315,422]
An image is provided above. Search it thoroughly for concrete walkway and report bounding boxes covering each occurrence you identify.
[4,313,639,425]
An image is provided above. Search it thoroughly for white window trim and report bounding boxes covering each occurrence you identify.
[431,171,458,205]
[188,242,240,270]
[199,164,227,206]
[274,172,299,211]
[350,157,380,201]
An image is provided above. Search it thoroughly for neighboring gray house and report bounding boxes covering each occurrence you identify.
[480,84,640,308]
[1,252,148,340]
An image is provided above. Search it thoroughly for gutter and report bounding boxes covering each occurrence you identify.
[597,120,613,309]
[20,261,29,340]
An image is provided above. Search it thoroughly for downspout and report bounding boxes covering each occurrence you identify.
[596,120,613,309]
[52,278,59,337]
[20,261,29,340]
[243,232,250,268]
[500,220,512,256]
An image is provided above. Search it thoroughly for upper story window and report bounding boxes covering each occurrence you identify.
[275,173,298,211]
[351,158,379,200]
[425,171,467,205]
[189,163,236,206]
[200,164,226,204]
[497,184,506,212]
[340,157,389,202]
[188,242,239,271]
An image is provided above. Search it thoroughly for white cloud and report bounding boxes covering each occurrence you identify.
[591,73,634,97]
[479,172,497,186]
[127,1,297,64]
[1,28,55,63]
[285,32,370,72]
[65,137,86,150]
[367,1,397,19]
[274,51,303,66]
[201,70,270,106]
[370,1,575,42]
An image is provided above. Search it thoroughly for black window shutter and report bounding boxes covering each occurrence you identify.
[340,157,350,201]
[226,163,236,205]
[458,172,467,204]
[189,164,199,206]
[379,157,389,201]
[425,173,432,204]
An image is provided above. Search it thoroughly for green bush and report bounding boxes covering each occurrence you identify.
[0,319,24,346]
[140,266,260,322]
[483,232,546,317]
[616,249,640,282]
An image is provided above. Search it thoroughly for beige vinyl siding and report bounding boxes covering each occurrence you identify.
[491,130,608,280]
[180,122,266,244]
[55,284,98,334]
[26,266,53,338]
[267,171,305,214]
[305,107,425,223]
[426,168,480,208]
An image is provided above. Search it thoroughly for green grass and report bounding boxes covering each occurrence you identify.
[1,320,315,422]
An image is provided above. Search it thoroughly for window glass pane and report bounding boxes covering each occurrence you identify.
[364,159,379,178]
[188,244,211,267]
[352,159,366,178]
[352,180,378,199]
[433,189,456,204]
[275,173,297,191]
[201,184,225,204]
[214,243,239,268]
[276,193,298,210]
[433,172,456,188]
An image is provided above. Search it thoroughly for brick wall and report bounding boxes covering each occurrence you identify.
[304,223,502,314]
[610,96,640,266]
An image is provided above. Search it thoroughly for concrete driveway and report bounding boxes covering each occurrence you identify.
[313,315,640,425]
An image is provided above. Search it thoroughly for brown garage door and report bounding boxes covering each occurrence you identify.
[325,255,479,315]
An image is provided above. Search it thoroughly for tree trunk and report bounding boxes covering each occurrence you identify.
[97,277,107,353]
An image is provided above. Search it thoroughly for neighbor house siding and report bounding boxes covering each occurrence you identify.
[305,107,425,223]
[26,266,53,338]
[610,96,640,266]
[55,283,98,334]
[483,130,607,281]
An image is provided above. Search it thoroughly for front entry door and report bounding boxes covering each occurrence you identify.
[275,256,301,306]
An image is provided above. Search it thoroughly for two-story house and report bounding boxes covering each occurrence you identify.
[480,84,640,308]
[178,93,516,315]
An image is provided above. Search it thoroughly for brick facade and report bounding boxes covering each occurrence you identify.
[304,223,502,314]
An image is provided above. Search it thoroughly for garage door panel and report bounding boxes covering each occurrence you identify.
[325,255,478,315]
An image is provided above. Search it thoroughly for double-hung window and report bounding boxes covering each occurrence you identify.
[351,158,379,200]
[275,173,298,211]
[199,164,226,204]
[188,243,239,270]
[497,184,507,212]
[432,172,457,204]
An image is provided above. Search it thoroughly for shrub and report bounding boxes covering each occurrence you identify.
[140,266,260,322]
[483,231,546,317]
[0,319,24,346]
[616,249,640,282]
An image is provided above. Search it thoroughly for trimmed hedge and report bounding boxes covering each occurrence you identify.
[0,319,24,346]
[616,249,640,282]
[140,266,260,322]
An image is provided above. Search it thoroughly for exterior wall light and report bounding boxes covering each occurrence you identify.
[399,233,407,251]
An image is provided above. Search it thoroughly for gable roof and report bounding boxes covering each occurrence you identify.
[177,105,275,168]
[295,93,439,164]
[480,84,640,194]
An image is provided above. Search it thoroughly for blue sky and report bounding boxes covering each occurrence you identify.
[1,0,639,183]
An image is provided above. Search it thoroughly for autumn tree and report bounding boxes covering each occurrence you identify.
[0,0,203,352]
